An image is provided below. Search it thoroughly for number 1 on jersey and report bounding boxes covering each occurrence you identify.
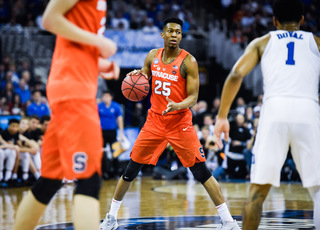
[286,42,295,65]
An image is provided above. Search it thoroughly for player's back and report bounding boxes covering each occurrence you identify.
[47,0,107,105]
[261,30,320,102]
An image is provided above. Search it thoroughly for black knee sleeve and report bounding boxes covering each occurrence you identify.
[122,159,143,182]
[189,162,212,184]
[75,172,101,200]
[31,177,63,205]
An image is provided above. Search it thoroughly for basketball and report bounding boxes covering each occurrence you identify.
[121,73,150,101]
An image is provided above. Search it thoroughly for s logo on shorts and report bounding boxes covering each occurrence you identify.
[199,147,205,158]
[73,152,88,173]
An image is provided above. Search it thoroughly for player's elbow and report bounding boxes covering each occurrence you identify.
[42,15,53,32]
[42,12,59,33]
[190,95,198,107]
[228,70,244,81]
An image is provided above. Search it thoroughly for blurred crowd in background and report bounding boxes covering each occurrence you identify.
[0,0,314,186]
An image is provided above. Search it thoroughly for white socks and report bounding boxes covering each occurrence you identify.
[109,198,123,219]
[11,173,17,180]
[4,171,12,181]
[22,172,29,181]
[216,202,234,222]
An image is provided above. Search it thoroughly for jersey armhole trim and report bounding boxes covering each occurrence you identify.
[261,33,272,60]
[309,34,320,59]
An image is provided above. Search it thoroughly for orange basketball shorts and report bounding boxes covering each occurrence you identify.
[41,99,103,180]
[131,109,206,168]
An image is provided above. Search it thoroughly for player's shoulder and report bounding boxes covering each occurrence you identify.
[146,49,159,62]
[183,52,197,65]
[245,33,271,57]
[249,33,271,48]
[148,49,160,56]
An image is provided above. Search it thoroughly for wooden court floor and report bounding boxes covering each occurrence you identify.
[0,177,315,230]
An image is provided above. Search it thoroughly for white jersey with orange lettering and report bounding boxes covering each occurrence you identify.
[251,30,320,188]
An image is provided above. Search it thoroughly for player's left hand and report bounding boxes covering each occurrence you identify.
[213,117,230,149]
[99,62,120,80]
[162,97,180,115]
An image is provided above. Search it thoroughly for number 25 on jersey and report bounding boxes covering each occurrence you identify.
[154,80,171,96]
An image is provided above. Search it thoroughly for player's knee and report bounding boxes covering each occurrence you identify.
[189,162,212,184]
[31,177,63,205]
[75,172,101,200]
[122,159,143,182]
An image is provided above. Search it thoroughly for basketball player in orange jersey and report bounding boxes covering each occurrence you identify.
[100,17,240,230]
[13,0,118,230]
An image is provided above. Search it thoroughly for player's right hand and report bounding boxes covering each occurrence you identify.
[213,117,230,149]
[98,37,117,59]
[127,69,149,80]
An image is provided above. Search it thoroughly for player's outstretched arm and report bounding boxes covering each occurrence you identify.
[214,34,270,147]
[42,0,117,58]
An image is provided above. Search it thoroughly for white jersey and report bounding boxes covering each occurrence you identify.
[261,30,320,102]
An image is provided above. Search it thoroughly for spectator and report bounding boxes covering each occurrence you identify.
[27,90,50,118]
[225,113,251,179]
[14,117,40,185]
[8,63,20,88]
[0,119,20,186]
[152,143,187,180]
[25,115,42,173]
[9,93,25,115]
[142,18,160,32]
[2,81,15,104]
[14,78,31,104]
[193,100,208,128]
[98,90,124,179]
[111,10,130,30]
[235,97,246,115]
[203,114,215,136]
[243,117,259,180]
[0,135,12,182]
[39,115,50,140]
[211,97,221,118]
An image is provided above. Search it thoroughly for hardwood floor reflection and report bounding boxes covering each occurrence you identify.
[0,177,313,230]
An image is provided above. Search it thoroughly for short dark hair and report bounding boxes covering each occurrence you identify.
[103,89,114,97]
[272,0,304,23]
[29,115,40,121]
[8,118,19,125]
[40,115,51,124]
[32,90,42,95]
[162,17,183,30]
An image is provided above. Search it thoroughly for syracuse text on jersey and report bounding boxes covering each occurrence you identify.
[152,67,179,82]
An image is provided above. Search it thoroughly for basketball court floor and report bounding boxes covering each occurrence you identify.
[0,177,315,230]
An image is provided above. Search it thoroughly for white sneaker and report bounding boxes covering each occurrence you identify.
[100,213,119,230]
[217,220,241,230]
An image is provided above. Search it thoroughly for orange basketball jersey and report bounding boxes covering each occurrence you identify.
[150,48,189,115]
[46,0,107,105]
